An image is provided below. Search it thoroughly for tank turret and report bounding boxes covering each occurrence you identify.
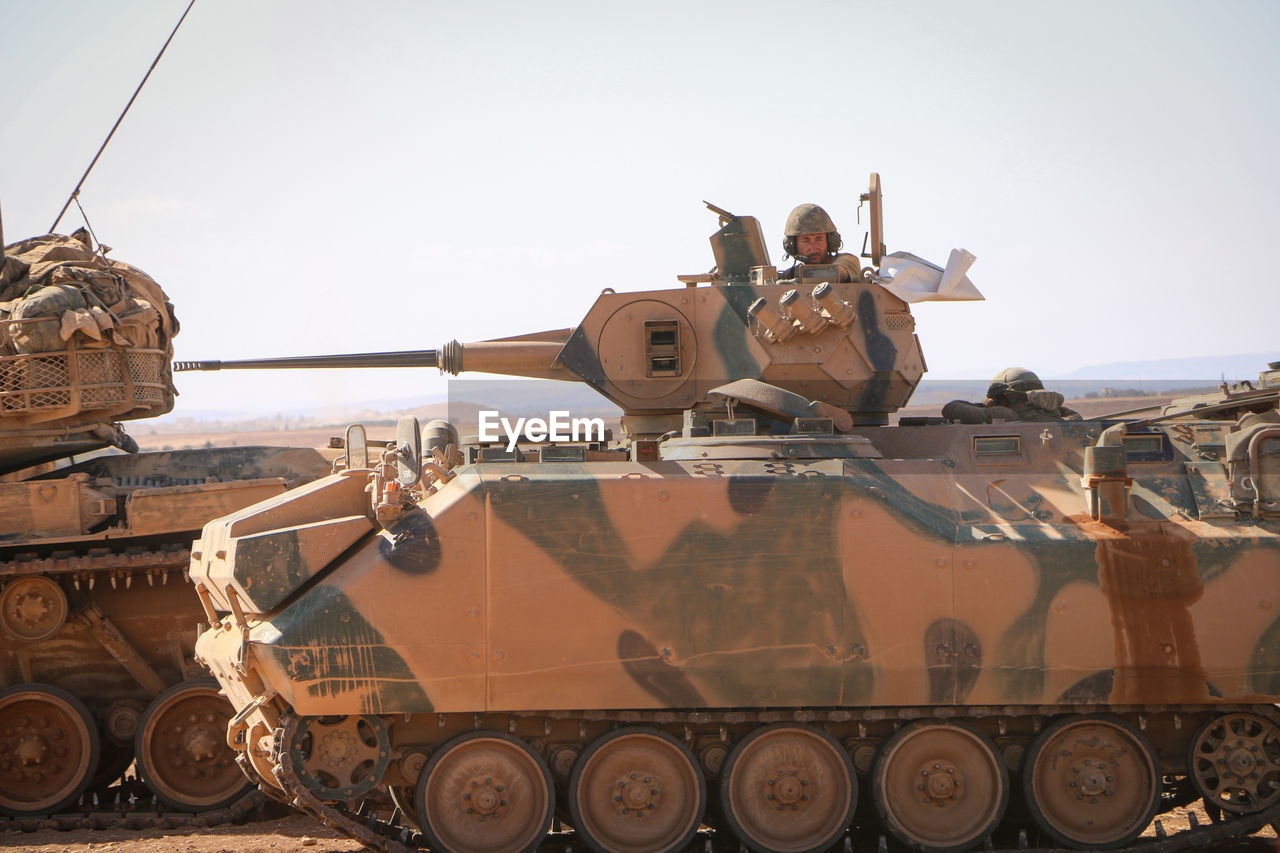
[0,232,176,473]
[179,176,934,432]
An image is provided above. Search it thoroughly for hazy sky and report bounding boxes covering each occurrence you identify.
[3,0,1277,418]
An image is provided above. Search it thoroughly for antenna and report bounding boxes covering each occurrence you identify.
[49,0,197,234]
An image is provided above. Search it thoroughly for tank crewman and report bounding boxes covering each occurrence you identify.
[778,204,863,281]
[942,367,1083,424]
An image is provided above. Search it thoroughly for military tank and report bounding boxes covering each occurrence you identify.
[0,232,333,826]
[183,176,1280,853]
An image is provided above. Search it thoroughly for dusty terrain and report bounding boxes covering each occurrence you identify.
[0,814,360,853]
[2,801,1275,853]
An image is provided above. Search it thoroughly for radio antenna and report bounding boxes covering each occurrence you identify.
[49,0,197,234]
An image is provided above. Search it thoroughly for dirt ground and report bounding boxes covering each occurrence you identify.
[0,814,361,853]
[1,801,1275,853]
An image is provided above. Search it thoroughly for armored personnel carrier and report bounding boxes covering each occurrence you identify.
[0,232,332,825]
[185,177,1280,853]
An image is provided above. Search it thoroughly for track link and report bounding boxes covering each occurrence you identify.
[0,788,265,834]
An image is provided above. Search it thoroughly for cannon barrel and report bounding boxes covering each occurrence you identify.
[175,350,440,371]
[175,339,573,381]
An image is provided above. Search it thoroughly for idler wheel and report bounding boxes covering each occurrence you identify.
[1022,715,1159,850]
[136,679,253,811]
[417,731,554,853]
[568,727,705,853]
[0,575,68,642]
[871,721,1007,853]
[1187,711,1280,814]
[719,724,856,853]
[0,683,99,815]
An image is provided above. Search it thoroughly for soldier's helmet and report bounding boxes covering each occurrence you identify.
[987,367,1044,399]
[783,203,843,258]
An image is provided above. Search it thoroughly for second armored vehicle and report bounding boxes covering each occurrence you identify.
[187,178,1280,852]
[0,232,332,824]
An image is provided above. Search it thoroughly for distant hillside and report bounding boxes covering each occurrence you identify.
[1052,351,1278,381]
[910,351,1275,409]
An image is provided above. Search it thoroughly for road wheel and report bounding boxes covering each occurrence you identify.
[872,720,1007,853]
[719,724,856,853]
[1022,715,1158,850]
[418,730,554,853]
[135,679,252,811]
[0,684,99,815]
[568,727,705,853]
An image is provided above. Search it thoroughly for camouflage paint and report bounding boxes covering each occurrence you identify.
[853,290,895,411]
[232,528,310,612]
[254,584,432,714]
[197,432,1280,717]
[547,281,924,422]
[555,325,609,394]
[484,463,874,707]
[711,286,766,381]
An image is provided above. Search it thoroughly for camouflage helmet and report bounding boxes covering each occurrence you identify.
[782,203,843,258]
[987,367,1044,400]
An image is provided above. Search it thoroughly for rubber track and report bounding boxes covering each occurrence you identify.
[267,715,1280,853]
[0,545,250,835]
[0,789,265,833]
[0,545,190,578]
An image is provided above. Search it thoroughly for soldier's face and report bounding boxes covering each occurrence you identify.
[797,233,827,262]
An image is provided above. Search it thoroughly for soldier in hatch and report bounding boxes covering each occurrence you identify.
[779,204,863,282]
[942,367,1082,424]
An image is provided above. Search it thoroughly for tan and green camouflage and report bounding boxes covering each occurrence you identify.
[188,179,1280,853]
[195,414,1280,714]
